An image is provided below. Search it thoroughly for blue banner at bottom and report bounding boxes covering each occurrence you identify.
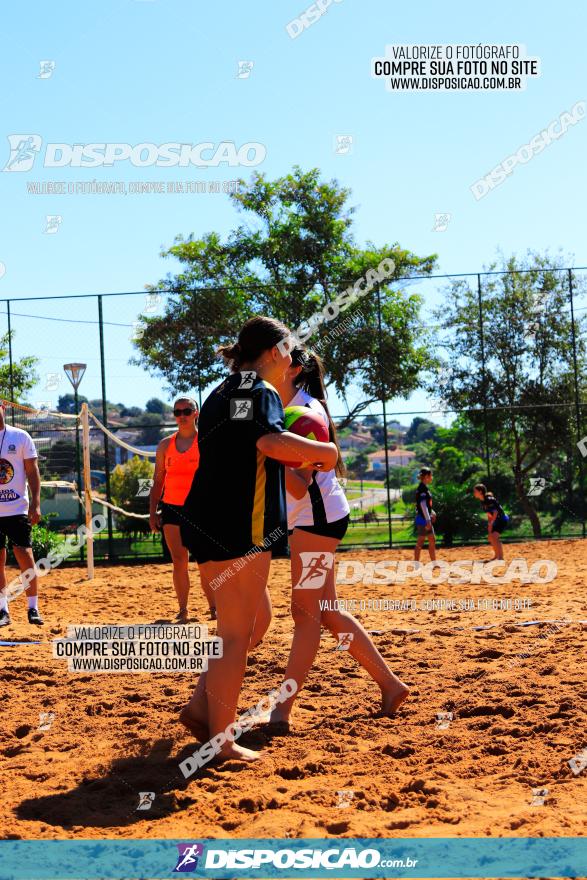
[0,838,586,879]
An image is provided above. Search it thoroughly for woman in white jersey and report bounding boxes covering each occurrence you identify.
[269,346,409,727]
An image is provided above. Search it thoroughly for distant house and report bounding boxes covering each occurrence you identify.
[339,431,374,451]
[367,448,416,471]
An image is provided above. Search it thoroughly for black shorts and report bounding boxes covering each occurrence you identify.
[0,514,32,549]
[491,516,508,534]
[191,536,287,566]
[159,501,185,528]
[290,514,350,541]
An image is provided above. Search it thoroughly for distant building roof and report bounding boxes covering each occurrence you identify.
[367,448,416,462]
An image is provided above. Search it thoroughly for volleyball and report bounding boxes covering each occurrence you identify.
[281,405,329,467]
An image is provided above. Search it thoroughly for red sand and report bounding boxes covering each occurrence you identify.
[1,540,586,841]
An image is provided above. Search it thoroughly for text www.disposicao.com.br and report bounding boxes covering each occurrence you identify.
[69,657,204,672]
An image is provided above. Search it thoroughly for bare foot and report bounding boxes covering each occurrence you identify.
[246,709,272,725]
[380,681,410,716]
[209,607,217,621]
[217,743,262,763]
[265,707,292,735]
[179,702,209,742]
[175,608,189,623]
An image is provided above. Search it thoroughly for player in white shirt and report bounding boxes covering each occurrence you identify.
[0,403,43,626]
[269,347,408,726]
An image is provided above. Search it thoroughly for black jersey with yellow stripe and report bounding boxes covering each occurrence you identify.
[180,371,287,563]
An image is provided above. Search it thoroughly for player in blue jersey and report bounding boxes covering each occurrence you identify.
[473,483,509,561]
[414,467,436,562]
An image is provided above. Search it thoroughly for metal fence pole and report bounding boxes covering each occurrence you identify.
[568,269,586,538]
[477,274,491,480]
[6,300,15,420]
[194,288,202,408]
[98,295,115,559]
[72,388,85,563]
[376,284,393,549]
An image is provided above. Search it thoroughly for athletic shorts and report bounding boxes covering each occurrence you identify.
[289,514,350,541]
[191,538,280,566]
[186,524,289,565]
[159,501,185,528]
[491,516,509,534]
[415,515,434,537]
[0,514,32,549]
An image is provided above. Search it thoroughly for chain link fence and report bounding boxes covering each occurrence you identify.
[3,266,586,562]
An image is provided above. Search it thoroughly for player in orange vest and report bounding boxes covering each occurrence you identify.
[149,397,215,622]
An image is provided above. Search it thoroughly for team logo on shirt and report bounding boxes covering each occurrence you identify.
[8,444,15,451]
[0,458,14,484]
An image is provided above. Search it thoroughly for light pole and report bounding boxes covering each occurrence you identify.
[63,363,87,535]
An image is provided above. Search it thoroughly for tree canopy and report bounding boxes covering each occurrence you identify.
[430,253,587,536]
[132,166,437,422]
[0,332,38,403]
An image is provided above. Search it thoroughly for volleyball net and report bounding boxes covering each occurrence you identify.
[1,399,162,579]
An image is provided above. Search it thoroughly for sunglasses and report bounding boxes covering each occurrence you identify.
[173,407,196,417]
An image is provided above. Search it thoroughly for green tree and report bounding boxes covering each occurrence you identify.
[436,444,485,485]
[57,393,88,414]
[431,253,587,537]
[405,417,439,444]
[126,412,166,446]
[347,451,370,480]
[386,464,415,490]
[42,439,77,478]
[110,456,154,537]
[429,482,484,547]
[145,397,170,414]
[132,167,436,420]
[0,333,38,402]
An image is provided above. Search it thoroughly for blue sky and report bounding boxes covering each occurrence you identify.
[1,0,586,423]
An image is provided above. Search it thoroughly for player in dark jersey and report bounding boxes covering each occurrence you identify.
[177,316,338,765]
[473,483,509,561]
[414,467,436,562]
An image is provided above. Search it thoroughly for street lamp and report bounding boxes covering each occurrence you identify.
[64,363,87,531]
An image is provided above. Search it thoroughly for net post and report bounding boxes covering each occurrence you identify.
[6,300,15,423]
[81,403,94,579]
[98,295,115,560]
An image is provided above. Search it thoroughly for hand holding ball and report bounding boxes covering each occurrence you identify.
[281,405,329,468]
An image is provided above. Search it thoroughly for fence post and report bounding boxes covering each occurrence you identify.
[568,269,586,538]
[6,300,15,420]
[81,402,94,579]
[477,274,491,480]
[376,284,393,549]
[98,295,115,559]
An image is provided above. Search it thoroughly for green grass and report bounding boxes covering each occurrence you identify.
[44,511,586,564]
[345,479,385,489]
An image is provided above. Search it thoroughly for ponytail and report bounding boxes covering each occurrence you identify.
[218,316,291,372]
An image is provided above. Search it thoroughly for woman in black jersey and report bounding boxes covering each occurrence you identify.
[178,316,338,765]
[473,483,509,561]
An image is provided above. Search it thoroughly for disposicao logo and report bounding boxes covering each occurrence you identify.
[173,843,204,872]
